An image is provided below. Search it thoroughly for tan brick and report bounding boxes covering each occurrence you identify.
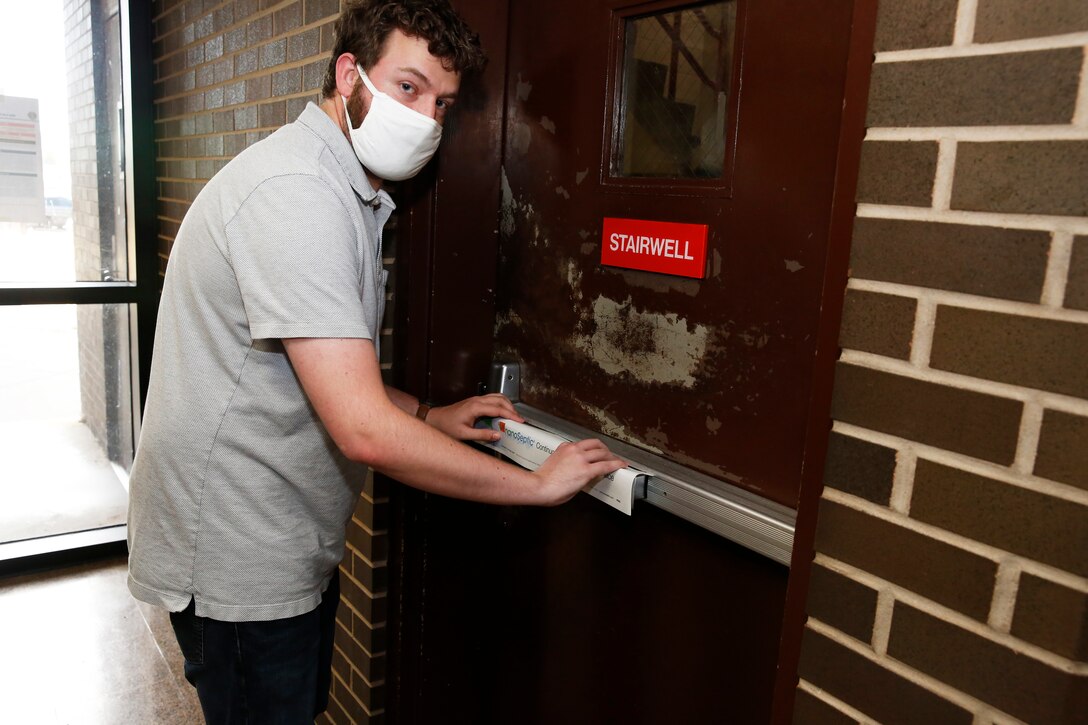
[850,218,1049,303]
[831,363,1022,464]
[1034,409,1088,492]
[799,627,973,724]
[930,306,1088,399]
[839,289,916,359]
[1012,574,1088,662]
[873,0,957,52]
[856,141,937,207]
[823,431,898,505]
[815,499,998,619]
[888,603,1088,723]
[867,48,1082,127]
[806,564,880,642]
[912,459,1088,577]
[952,141,1088,217]
[975,0,1088,42]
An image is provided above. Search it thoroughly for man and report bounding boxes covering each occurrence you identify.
[126,1,624,722]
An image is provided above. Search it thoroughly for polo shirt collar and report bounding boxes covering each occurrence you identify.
[298,102,394,211]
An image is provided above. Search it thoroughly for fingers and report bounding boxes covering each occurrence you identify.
[555,438,625,468]
[469,395,522,422]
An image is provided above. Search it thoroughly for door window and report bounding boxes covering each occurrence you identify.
[613,0,738,181]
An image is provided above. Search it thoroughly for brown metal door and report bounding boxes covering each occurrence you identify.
[390,1,875,723]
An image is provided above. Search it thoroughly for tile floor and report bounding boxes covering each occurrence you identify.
[0,554,203,724]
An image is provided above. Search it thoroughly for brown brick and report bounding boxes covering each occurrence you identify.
[272,67,302,97]
[1012,574,1088,662]
[334,619,370,670]
[259,38,287,69]
[840,289,916,359]
[1065,236,1088,311]
[235,47,259,76]
[952,141,1088,217]
[814,499,998,619]
[364,471,390,500]
[355,495,389,530]
[831,363,1022,465]
[856,141,937,207]
[245,74,272,102]
[340,572,387,624]
[911,459,1088,577]
[867,48,1082,127]
[274,1,303,35]
[305,0,341,25]
[930,306,1088,399]
[873,0,957,52]
[792,688,859,725]
[258,100,286,128]
[888,603,1088,723]
[823,431,898,505]
[234,105,258,131]
[1034,409,1088,492]
[246,15,273,46]
[798,627,973,725]
[353,611,387,653]
[806,564,879,642]
[347,517,389,561]
[330,677,371,722]
[975,0,1088,42]
[850,218,1049,303]
[350,551,388,592]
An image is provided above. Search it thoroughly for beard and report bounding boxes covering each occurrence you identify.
[345,80,370,129]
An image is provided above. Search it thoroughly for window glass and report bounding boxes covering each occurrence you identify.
[0,0,129,283]
[0,303,133,545]
[615,0,737,179]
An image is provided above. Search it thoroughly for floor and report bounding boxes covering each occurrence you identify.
[0,420,128,544]
[0,554,203,724]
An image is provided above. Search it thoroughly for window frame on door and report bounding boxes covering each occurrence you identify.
[600,0,748,197]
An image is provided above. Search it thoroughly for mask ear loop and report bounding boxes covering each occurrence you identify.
[356,65,381,97]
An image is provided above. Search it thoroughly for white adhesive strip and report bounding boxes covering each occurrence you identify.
[483,418,646,515]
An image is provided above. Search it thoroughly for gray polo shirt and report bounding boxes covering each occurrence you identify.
[127,103,393,622]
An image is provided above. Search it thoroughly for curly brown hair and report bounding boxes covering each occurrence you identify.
[321,0,487,97]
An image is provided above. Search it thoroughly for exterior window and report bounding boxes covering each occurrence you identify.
[0,0,147,556]
[615,0,738,179]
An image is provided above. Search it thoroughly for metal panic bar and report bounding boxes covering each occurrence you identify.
[515,404,796,567]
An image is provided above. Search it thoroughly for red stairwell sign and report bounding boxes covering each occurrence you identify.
[600,217,709,279]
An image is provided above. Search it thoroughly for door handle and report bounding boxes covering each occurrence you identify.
[486,362,795,566]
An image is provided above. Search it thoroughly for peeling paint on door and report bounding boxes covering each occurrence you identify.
[573,295,708,388]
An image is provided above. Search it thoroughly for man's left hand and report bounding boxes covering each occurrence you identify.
[425,394,524,442]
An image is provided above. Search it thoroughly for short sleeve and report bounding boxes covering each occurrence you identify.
[225,174,376,341]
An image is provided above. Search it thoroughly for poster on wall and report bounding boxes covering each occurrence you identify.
[0,95,45,224]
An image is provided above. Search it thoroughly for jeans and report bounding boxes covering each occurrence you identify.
[169,571,340,724]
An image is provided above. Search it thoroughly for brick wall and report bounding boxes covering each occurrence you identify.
[66,0,110,450]
[150,1,390,722]
[795,1,1088,723]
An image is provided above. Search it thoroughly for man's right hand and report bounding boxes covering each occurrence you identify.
[533,439,626,506]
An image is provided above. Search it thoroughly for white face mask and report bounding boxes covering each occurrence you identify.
[342,65,443,181]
